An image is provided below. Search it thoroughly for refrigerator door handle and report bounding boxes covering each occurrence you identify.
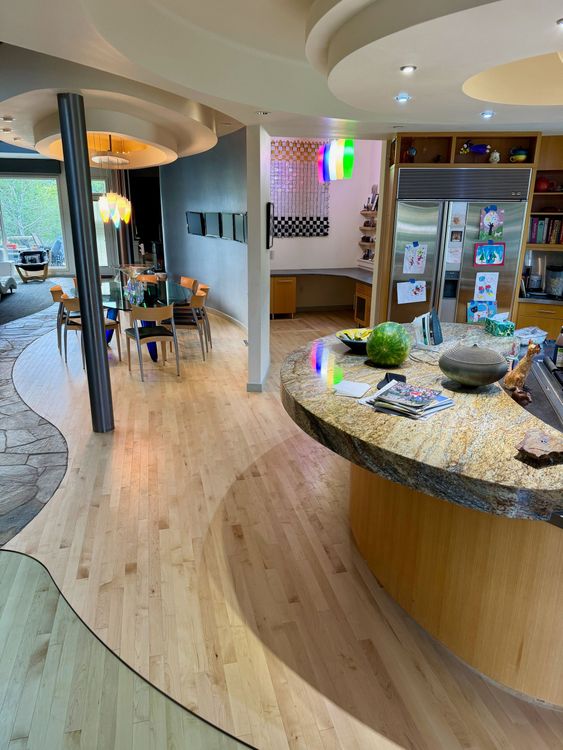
[433,202,449,312]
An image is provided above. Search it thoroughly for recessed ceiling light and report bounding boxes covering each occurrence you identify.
[480,110,495,119]
[1,116,14,122]
[13,136,22,141]
[400,65,417,74]
[394,93,412,103]
[256,111,270,116]
[1,127,12,133]
[557,17,563,26]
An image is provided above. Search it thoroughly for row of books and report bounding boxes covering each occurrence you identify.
[360,380,453,420]
[529,216,563,245]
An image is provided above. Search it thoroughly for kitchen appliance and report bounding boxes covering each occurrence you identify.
[388,168,531,323]
[545,265,563,297]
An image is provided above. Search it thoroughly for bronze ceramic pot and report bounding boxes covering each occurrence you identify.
[439,344,508,387]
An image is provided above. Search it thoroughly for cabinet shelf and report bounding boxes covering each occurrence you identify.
[359,225,376,233]
[526,244,563,250]
[359,241,375,249]
[360,210,377,217]
[530,212,563,216]
[533,192,563,196]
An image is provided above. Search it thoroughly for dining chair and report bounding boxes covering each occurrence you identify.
[195,284,212,350]
[49,285,65,353]
[60,295,122,365]
[136,274,159,283]
[180,276,199,293]
[185,292,208,360]
[125,304,180,382]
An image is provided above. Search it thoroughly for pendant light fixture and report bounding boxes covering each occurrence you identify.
[94,134,132,228]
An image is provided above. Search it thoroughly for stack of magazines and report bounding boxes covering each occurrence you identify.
[360,380,453,420]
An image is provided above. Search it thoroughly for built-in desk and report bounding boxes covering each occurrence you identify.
[271,267,373,284]
[270,268,374,323]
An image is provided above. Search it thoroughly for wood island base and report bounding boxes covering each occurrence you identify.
[349,464,563,707]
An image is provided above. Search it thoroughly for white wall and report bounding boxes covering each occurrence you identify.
[270,139,382,270]
[246,125,271,391]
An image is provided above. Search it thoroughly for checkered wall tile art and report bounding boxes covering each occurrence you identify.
[271,139,329,238]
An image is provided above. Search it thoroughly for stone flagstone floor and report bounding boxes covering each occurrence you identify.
[0,305,68,545]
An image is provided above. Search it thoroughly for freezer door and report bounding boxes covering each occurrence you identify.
[388,201,443,323]
[455,202,527,323]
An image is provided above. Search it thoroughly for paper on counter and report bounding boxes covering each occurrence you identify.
[333,380,372,398]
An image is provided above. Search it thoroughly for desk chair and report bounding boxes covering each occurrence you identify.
[125,304,180,382]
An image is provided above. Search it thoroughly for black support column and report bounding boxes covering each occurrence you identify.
[58,93,114,433]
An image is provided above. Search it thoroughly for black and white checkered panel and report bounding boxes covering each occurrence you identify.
[273,217,329,238]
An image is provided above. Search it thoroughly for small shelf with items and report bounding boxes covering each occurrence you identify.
[398,136,452,165]
[389,132,539,168]
[454,134,537,165]
[358,188,378,267]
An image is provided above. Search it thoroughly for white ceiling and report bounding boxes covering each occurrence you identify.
[0,0,562,139]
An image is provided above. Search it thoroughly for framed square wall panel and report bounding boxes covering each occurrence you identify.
[186,211,205,236]
[204,212,221,238]
[221,213,235,240]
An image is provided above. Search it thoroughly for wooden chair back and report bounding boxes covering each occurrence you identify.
[61,295,81,313]
[136,274,158,283]
[180,276,198,292]
[197,283,210,295]
[130,304,175,324]
[189,292,206,310]
[50,285,64,302]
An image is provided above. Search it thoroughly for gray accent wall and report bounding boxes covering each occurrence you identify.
[160,129,248,327]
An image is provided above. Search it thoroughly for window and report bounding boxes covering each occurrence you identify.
[0,176,67,268]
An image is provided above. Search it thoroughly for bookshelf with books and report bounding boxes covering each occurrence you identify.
[517,136,563,320]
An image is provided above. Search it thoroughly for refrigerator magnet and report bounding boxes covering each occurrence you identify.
[397,279,427,304]
[474,241,505,266]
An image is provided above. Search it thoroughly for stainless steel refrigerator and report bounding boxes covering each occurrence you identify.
[387,171,530,324]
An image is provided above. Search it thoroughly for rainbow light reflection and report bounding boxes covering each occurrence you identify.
[310,340,344,388]
[317,139,355,182]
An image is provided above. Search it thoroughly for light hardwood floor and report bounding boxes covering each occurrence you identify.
[4,310,563,750]
[0,551,246,749]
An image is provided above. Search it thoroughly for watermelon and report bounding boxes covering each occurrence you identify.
[366,322,411,367]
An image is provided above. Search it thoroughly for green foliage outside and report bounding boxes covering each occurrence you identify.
[0,178,63,246]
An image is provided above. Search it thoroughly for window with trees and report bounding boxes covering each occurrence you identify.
[0,177,66,268]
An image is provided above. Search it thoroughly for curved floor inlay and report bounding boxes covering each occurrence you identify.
[6,312,563,750]
[0,306,68,545]
[0,550,251,749]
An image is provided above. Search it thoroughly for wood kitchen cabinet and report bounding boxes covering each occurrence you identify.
[354,282,372,327]
[516,302,563,340]
[270,276,297,317]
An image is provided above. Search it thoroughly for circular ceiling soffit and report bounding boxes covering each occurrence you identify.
[35,111,180,168]
[463,53,563,106]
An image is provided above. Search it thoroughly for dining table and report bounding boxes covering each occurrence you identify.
[73,277,192,362]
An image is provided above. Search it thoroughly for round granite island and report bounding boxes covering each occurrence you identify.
[280,323,563,706]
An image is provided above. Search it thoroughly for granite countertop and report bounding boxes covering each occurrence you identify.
[271,267,373,284]
[280,323,563,521]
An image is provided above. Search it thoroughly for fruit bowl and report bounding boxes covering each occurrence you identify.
[336,328,373,354]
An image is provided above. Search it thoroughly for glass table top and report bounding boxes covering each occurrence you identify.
[73,279,192,311]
